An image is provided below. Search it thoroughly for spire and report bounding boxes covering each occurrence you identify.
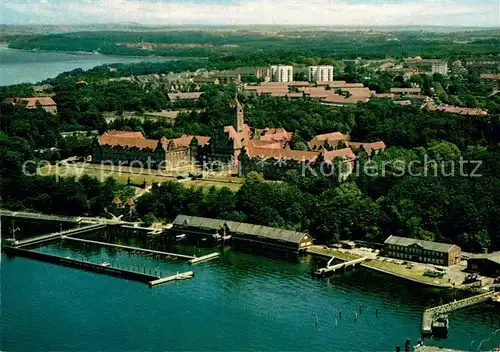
[233,93,240,107]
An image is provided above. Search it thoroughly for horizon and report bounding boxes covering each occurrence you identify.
[1,0,499,27]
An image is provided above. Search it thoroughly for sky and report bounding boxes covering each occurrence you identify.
[0,0,499,27]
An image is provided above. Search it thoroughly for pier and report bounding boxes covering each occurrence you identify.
[188,252,220,265]
[2,246,159,283]
[148,271,194,287]
[421,291,497,335]
[61,236,195,260]
[314,257,368,275]
[13,223,106,247]
[0,209,79,223]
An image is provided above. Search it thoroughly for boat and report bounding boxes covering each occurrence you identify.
[431,314,449,337]
[175,234,187,241]
[101,262,111,267]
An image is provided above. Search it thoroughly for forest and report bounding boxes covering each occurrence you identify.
[7,29,500,66]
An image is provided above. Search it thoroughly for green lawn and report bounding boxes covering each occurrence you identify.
[37,163,241,190]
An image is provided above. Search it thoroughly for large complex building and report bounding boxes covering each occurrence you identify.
[91,130,209,168]
[92,97,384,177]
[172,214,314,254]
[270,65,294,82]
[308,65,334,82]
[384,235,461,266]
[2,96,57,114]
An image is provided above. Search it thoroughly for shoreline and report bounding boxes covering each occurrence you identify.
[307,246,454,289]
[360,262,451,289]
[2,44,208,60]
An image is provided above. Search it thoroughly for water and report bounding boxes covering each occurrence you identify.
[2,239,499,351]
[0,45,178,86]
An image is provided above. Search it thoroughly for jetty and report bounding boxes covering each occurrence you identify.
[13,223,106,247]
[314,256,368,275]
[421,291,497,336]
[148,271,194,287]
[414,347,466,352]
[188,252,219,265]
[1,209,80,223]
[2,246,159,283]
[61,236,195,260]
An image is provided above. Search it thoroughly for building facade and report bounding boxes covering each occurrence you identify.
[270,65,294,82]
[92,130,209,169]
[384,235,461,266]
[172,214,314,254]
[467,252,500,277]
[2,96,57,114]
[308,65,334,82]
[431,61,449,75]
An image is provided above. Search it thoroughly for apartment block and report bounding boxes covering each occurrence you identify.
[308,65,334,82]
[270,65,294,82]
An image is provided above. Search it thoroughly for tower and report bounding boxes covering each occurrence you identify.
[234,95,244,134]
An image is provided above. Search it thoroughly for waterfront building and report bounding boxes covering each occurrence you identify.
[2,96,57,114]
[467,251,500,276]
[308,65,334,82]
[270,65,294,82]
[171,214,314,254]
[384,235,461,266]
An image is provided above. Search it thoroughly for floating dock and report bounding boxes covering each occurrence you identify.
[2,246,159,283]
[188,252,219,265]
[148,271,194,287]
[421,290,496,336]
[62,236,195,260]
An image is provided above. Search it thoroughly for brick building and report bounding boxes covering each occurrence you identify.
[384,235,461,266]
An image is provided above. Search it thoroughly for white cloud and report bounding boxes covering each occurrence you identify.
[1,0,499,26]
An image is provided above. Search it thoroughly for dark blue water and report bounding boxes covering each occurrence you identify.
[0,46,177,86]
[2,241,499,351]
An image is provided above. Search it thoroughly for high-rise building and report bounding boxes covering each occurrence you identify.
[270,65,294,82]
[308,65,334,82]
[431,61,448,76]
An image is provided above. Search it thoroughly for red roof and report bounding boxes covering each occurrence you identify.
[347,141,386,155]
[321,94,370,104]
[99,135,159,150]
[248,140,283,149]
[426,103,488,116]
[172,135,211,147]
[308,132,349,149]
[246,143,320,162]
[4,96,57,108]
[322,148,357,162]
[256,127,293,143]
[480,74,500,80]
